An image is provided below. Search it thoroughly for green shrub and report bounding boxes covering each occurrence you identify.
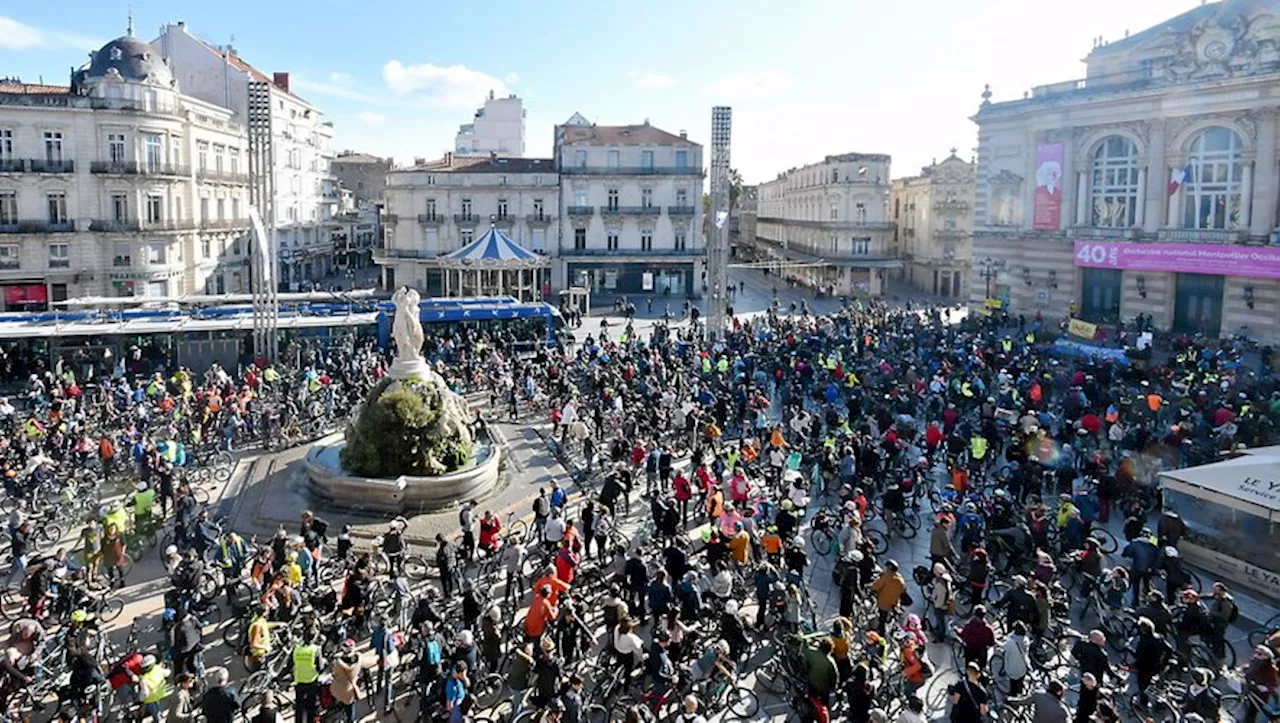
[341,377,474,477]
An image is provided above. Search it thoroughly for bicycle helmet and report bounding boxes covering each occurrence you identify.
[70,609,87,624]
[164,545,178,557]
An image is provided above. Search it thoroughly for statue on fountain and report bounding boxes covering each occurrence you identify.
[341,286,475,477]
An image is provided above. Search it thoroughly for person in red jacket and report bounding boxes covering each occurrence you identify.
[554,541,579,585]
[478,510,501,556]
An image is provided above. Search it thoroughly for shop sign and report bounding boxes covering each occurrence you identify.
[1183,541,1280,601]
[642,272,654,291]
[983,298,1003,309]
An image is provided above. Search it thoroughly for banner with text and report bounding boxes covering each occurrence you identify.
[1067,318,1098,340]
[1033,143,1064,230]
[1074,240,1280,279]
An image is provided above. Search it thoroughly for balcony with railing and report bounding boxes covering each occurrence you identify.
[558,246,703,258]
[196,168,250,184]
[203,218,251,230]
[454,213,479,224]
[1156,228,1243,244]
[91,161,142,175]
[668,205,697,216]
[417,213,444,226]
[27,159,75,174]
[0,220,76,233]
[566,206,595,216]
[0,159,25,173]
[561,165,703,176]
[527,213,552,225]
[90,218,199,233]
[756,217,894,231]
[1070,226,1139,240]
[601,205,662,217]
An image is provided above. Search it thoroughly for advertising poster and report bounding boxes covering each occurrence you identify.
[1033,143,1064,230]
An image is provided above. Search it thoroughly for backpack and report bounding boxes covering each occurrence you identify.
[425,639,442,665]
[1225,599,1240,624]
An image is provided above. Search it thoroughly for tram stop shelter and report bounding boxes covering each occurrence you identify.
[437,224,549,302]
[1158,446,1280,601]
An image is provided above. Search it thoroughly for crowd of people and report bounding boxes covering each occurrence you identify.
[2,293,1280,723]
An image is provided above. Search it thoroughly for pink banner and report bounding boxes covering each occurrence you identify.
[1074,240,1280,279]
[1033,143,1064,231]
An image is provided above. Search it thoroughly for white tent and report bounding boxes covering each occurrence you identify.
[1159,445,1280,520]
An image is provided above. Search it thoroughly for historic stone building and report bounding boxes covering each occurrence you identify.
[892,152,976,300]
[971,0,1280,339]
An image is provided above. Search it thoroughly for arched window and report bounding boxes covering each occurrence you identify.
[1090,137,1139,227]
[1183,127,1244,230]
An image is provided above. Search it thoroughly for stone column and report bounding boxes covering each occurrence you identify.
[1252,109,1278,237]
[1145,123,1168,234]
[1242,163,1254,232]
[1135,167,1147,228]
[1076,172,1089,226]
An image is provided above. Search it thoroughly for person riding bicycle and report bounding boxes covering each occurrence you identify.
[132,481,157,538]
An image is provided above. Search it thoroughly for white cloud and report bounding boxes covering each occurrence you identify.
[504,72,520,85]
[0,16,101,52]
[634,73,674,90]
[700,70,790,101]
[292,75,384,104]
[382,60,508,108]
[357,111,386,125]
[328,72,357,87]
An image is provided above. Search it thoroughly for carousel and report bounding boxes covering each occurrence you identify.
[436,224,550,301]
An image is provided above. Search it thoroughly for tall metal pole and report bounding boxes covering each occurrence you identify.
[707,106,732,340]
[247,80,278,362]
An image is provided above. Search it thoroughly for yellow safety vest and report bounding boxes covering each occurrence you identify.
[971,437,988,460]
[140,667,170,703]
[134,489,155,519]
[249,616,271,656]
[293,644,320,684]
[105,509,128,535]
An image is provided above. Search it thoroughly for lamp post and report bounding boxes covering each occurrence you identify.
[977,257,1005,299]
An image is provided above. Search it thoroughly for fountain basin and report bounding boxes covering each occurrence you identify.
[305,428,502,513]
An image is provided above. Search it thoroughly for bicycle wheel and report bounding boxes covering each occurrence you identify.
[215,451,234,469]
[473,672,506,711]
[1248,611,1280,647]
[725,686,759,720]
[1089,528,1118,554]
[508,519,529,544]
[222,623,243,649]
[192,487,211,505]
[1219,693,1251,723]
[403,555,430,581]
[809,526,835,557]
[96,597,124,623]
[213,465,232,483]
[34,523,64,549]
[864,529,889,556]
[899,508,922,539]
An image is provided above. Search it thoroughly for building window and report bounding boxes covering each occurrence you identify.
[855,203,867,224]
[853,237,870,255]
[641,151,654,169]
[110,193,128,221]
[1183,127,1244,230]
[461,198,472,219]
[108,134,126,163]
[499,176,507,186]
[217,198,226,220]
[607,230,619,251]
[143,133,163,169]
[426,199,436,218]
[229,148,239,175]
[830,207,838,220]
[575,150,587,168]
[47,193,67,224]
[533,199,544,219]
[199,198,210,221]
[676,189,688,207]
[43,132,63,162]
[531,228,546,252]
[0,193,15,224]
[675,150,688,169]
[202,238,211,259]
[214,145,225,173]
[0,245,18,270]
[232,239,242,256]
[146,195,163,223]
[574,228,587,250]
[675,233,686,251]
[1090,136,1139,227]
[642,189,653,208]
[497,198,508,219]
[426,176,435,185]
[148,243,166,265]
[833,169,839,183]
[607,189,619,210]
[0,130,11,161]
[197,142,208,171]
[640,231,652,251]
[575,190,589,208]
[460,229,473,245]
[608,150,620,168]
[48,243,68,268]
[232,198,239,218]
[113,242,131,267]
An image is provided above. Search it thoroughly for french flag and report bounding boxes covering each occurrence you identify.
[1168,163,1192,195]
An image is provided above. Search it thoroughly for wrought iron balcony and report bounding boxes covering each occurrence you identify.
[1156,228,1242,244]
[27,159,74,173]
[0,220,76,233]
[526,213,552,225]
[196,169,250,184]
[454,213,478,224]
[0,159,25,173]
[91,161,141,174]
[561,166,703,176]
[417,213,444,225]
[668,206,697,215]
[566,206,595,216]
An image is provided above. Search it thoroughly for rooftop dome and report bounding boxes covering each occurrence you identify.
[84,35,173,87]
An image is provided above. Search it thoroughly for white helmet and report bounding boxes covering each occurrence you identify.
[165,545,179,557]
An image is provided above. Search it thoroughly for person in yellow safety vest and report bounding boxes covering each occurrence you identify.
[970,435,988,461]
[103,503,129,539]
[717,357,729,374]
[702,357,712,374]
[22,418,41,439]
[133,655,171,723]
[133,482,156,537]
[146,375,165,397]
[263,366,280,384]
[292,637,326,723]
[1002,338,1013,353]
[246,608,275,670]
[961,382,974,398]
[1025,332,1035,344]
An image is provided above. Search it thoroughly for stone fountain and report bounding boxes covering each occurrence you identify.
[305,287,502,512]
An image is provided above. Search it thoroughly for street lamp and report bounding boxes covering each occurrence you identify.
[977,257,1005,299]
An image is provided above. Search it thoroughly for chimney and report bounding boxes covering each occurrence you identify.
[177,21,185,28]
[413,156,425,166]
[272,72,290,92]
[445,152,453,166]
[679,130,687,139]
[643,117,650,126]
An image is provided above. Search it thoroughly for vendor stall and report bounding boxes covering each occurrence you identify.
[1158,446,1280,600]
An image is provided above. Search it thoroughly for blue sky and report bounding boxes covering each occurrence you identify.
[2,0,1203,184]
